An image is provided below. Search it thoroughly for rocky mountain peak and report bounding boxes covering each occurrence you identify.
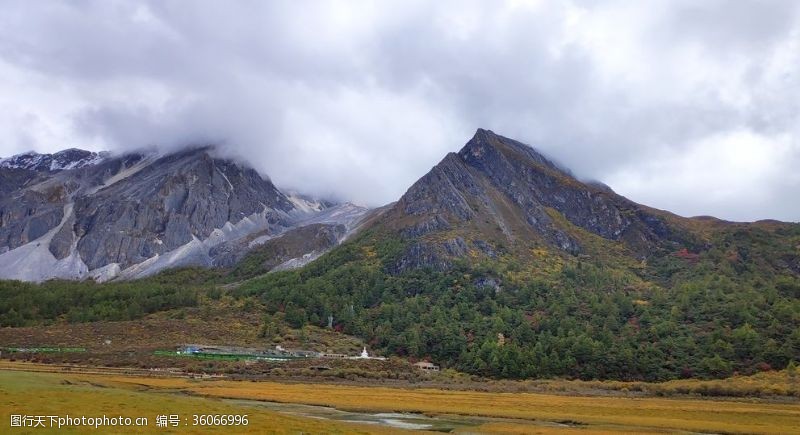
[0,145,369,282]
[0,148,107,172]
[459,128,568,176]
[381,129,687,272]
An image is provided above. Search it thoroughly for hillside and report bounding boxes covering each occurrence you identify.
[230,130,800,380]
[1,130,798,382]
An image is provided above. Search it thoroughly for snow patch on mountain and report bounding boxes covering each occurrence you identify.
[0,152,47,170]
[0,149,108,172]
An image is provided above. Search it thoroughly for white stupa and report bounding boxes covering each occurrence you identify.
[360,347,369,358]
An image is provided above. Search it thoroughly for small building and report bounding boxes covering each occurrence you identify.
[414,361,440,372]
[178,345,201,354]
[289,350,321,358]
[321,353,347,359]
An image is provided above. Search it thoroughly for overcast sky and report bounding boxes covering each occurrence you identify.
[1,1,798,221]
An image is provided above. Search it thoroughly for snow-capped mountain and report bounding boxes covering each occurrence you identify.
[0,147,369,282]
[0,149,108,172]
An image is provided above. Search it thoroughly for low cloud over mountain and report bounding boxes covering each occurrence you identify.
[0,1,798,220]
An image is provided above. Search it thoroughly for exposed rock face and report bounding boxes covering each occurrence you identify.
[0,177,70,251]
[210,202,369,269]
[0,149,108,172]
[380,129,689,271]
[0,146,369,282]
[0,129,707,281]
[221,223,348,272]
[72,148,296,270]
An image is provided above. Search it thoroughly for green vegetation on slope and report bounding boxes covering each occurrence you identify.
[0,268,221,326]
[221,223,800,381]
[1,222,799,382]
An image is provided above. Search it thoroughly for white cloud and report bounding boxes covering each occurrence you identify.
[0,0,798,220]
[608,130,799,220]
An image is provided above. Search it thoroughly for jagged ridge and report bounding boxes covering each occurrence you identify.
[0,147,368,282]
[376,129,695,272]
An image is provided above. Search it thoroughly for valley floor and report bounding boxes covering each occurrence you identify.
[2,361,799,434]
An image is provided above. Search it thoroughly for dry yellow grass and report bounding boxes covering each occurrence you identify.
[3,362,800,434]
[465,423,664,434]
[0,370,408,434]
[525,368,800,398]
[99,375,800,434]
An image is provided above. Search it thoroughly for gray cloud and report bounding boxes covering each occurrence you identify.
[0,0,798,221]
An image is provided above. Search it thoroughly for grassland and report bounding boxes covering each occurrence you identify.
[0,369,406,434]
[100,377,800,434]
[2,362,799,434]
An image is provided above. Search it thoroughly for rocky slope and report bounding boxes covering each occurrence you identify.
[365,129,697,272]
[0,147,368,282]
[2,130,795,283]
[0,149,108,172]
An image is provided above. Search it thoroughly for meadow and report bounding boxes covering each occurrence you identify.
[0,369,404,434]
[2,362,799,434]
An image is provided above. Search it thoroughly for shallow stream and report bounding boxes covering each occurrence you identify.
[223,398,578,432]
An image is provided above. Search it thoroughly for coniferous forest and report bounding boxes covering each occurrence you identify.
[3,223,798,382]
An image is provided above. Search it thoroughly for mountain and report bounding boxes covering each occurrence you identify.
[371,128,698,273]
[0,147,368,282]
[228,129,799,381]
[1,129,798,382]
[354,129,799,278]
